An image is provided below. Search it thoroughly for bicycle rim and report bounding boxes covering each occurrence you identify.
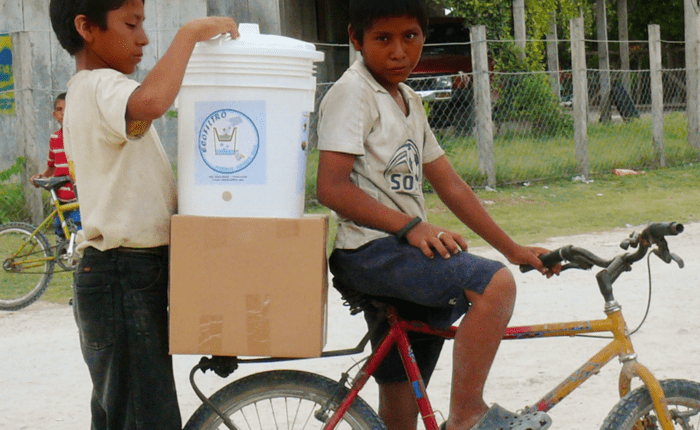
[0,223,55,311]
[184,370,385,430]
[601,379,700,430]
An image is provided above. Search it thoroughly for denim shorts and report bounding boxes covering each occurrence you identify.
[329,236,505,384]
[54,209,81,239]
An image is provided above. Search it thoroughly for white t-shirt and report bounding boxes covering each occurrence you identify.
[317,60,445,250]
[63,68,177,252]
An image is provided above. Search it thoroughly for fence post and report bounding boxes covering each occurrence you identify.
[649,24,666,167]
[546,11,561,100]
[684,0,700,150]
[596,0,612,123]
[513,0,526,60]
[470,25,496,187]
[571,17,589,178]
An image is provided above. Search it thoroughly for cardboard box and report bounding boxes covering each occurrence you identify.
[169,214,328,357]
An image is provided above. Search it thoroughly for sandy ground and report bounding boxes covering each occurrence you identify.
[1,222,700,430]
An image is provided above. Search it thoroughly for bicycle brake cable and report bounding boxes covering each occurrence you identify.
[626,252,654,337]
[575,253,653,339]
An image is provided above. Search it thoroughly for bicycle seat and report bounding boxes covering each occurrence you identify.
[333,280,389,315]
[33,175,73,191]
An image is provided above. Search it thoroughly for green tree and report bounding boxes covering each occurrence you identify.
[428,0,592,70]
[614,0,685,41]
[427,0,587,137]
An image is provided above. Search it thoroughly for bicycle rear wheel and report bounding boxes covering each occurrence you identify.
[184,370,386,430]
[0,223,55,311]
[600,379,700,430]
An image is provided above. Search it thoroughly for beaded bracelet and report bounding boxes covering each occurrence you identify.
[396,216,422,241]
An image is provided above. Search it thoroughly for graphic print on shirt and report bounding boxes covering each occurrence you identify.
[384,140,421,195]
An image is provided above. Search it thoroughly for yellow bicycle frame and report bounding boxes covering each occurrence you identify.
[504,303,674,429]
[9,200,79,269]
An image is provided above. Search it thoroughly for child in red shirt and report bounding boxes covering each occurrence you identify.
[31,92,76,202]
[31,92,80,238]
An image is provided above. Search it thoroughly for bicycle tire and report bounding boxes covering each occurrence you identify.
[0,223,55,311]
[600,379,700,430]
[184,370,386,430]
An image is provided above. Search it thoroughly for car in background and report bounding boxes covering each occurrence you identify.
[407,17,474,133]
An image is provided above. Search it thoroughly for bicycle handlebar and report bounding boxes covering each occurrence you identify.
[647,221,684,238]
[519,222,684,274]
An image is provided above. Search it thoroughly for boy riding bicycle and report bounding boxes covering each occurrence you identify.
[316,1,558,430]
[30,92,81,239]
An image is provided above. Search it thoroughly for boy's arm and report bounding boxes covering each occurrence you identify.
[317,150,456,259]
[126,17,239,135]
[424,155,550,273]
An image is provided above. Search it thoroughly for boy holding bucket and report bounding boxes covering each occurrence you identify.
[316,1,557,430]
[49,0,237,427]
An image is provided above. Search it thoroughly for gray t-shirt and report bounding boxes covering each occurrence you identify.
[317,60,445,250]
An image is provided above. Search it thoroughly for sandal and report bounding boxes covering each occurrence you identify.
[471,404,552,430]
[441,404,552,430]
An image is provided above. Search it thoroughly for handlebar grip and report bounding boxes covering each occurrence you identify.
[648,222,683,237]
[519,249,564,273]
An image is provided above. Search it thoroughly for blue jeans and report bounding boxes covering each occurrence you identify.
[73,246,181,430]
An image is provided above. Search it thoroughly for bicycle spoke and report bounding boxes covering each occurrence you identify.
[215,396,347,430]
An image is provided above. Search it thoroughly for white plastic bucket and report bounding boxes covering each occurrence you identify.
[177,23,324,218]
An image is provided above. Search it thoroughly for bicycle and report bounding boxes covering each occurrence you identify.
[0,175,80,311]
[182,221,699,430]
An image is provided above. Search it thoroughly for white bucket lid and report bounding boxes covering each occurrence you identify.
[192,23,324,62]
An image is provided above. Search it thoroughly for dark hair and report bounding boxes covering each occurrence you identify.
[54,92,67,109]
[49,0,144,55]
[349,0,429,45]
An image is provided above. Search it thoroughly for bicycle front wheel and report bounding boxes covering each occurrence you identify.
[184,370,386,430]
[0,223,55,311]
[600,379,700,430]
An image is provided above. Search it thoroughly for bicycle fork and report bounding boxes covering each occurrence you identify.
[65,231,77,260]
[619,359,675,430]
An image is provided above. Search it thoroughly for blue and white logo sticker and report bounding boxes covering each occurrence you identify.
[198,108,260,174]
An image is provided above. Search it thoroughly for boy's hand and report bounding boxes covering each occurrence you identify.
[406,223,468,260]
[30,174,44,188]
[506,245,561,278]
[127,16,239,124]
[181,17,239,43]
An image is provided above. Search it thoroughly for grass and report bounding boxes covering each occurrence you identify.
[436,112,700,187]
[423,163,700,247]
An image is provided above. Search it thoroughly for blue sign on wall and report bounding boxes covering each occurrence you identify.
[0,34,15,116]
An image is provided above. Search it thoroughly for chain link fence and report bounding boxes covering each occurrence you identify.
[306,37,700,192]
[4,36,700,221]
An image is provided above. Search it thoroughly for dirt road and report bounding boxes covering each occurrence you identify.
[1,222,699,429]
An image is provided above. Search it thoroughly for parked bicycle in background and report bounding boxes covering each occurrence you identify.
[0,176,80,311]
